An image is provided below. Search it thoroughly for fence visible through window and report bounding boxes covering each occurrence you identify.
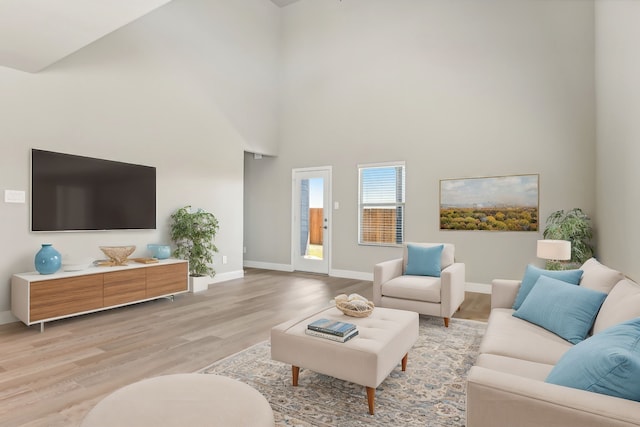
[358,162,405,246]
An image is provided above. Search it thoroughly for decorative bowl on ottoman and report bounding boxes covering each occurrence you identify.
[99,245,136,266]
[334,293,375,318]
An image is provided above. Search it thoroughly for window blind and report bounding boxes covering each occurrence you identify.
[358,162,405,245]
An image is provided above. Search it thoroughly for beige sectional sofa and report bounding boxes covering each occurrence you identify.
[466,258,640,427]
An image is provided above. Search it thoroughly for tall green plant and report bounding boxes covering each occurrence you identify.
[170,205,219,277]
[543,208,594,269]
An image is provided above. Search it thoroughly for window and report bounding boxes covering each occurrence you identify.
[358,162,405,245]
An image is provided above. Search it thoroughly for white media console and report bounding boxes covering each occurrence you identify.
[11,259,188,332]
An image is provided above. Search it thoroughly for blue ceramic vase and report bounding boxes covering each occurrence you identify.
[147,244,171,260]
[35,244,62,274]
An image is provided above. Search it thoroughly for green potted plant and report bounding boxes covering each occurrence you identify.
[170,205,219,292]
[542,208,594,270]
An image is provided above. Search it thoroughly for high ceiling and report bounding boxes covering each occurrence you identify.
[0,0,300,73]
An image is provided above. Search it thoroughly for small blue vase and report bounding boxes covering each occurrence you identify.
[147,244,171,260]
[35,244,62,274]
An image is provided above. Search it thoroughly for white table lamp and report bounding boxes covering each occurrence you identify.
[537,239,571,270]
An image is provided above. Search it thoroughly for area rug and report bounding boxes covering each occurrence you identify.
[201,316,486,427]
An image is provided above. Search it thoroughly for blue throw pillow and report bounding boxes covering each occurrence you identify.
[513,275,607,344]
[512,264,583,310]
[546,318,640,402]
[404,244,444,277]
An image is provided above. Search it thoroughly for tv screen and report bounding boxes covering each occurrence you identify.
[31,149,156,231]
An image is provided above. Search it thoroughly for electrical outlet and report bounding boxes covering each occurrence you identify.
[222,255,228,264]
[243,247,247,254]
[4,190,25,203]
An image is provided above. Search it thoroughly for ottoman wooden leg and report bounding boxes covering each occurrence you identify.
[292,366,300,386]
[401,353,408,371]
[366,387,375,415]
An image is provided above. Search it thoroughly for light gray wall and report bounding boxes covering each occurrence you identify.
[0,0,280,321]
[595,0,640,281]
[244,0,596,283]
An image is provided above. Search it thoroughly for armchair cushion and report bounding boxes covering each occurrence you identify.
[513,276,607,344]
[404,244,443,277]
[513,264,583,310]
[382,275,441,303]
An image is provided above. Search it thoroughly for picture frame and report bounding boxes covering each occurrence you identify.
[439,174,539,231]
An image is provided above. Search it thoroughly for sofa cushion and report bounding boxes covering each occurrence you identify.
[475,353,554,381]
[513,276,607,344]
[593,278,640,334]
[546,318,640,402]
[404,244,443,277]
[512,264,583,310]
[403,242,454,271]
[580,258,625,294]
[480,308,573,365]
[381,275,441,303]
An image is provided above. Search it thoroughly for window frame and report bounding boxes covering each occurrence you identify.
[357,161,406,247]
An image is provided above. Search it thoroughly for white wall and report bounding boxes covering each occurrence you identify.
[244,0,596,283]
[595,0,640,281]
[0,0,280,321]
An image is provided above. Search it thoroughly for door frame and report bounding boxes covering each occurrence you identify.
[291,166,332,274]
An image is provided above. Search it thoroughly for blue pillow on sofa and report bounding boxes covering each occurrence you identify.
[404,244,443,277]
[512,264,583,310]
[513,275,607,344]
[546,317,640,402]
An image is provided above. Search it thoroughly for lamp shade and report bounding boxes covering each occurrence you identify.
[537,239,571,261]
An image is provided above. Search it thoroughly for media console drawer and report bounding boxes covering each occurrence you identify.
[11,259,188,332]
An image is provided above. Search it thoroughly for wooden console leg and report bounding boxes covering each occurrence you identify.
[292,366,299,386]
[366,387,375,415]
[444,317,450,328]
[401,353,408,371]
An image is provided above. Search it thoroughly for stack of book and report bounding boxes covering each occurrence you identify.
[306,318,358,342]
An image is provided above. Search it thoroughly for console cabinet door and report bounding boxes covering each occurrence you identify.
[146,263,188,298]
[104,269,147,307]
[30,275,104,321]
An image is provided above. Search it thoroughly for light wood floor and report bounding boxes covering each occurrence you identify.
[0,268,490,427]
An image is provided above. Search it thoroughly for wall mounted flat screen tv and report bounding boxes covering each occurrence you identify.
[31,149,156,231]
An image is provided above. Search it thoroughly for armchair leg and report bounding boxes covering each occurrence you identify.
[443,317,450,328]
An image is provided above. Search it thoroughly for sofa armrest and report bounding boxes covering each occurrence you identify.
[440,262,466,318]
[467,366,640,427]
[491,279,521,310]
[373,258,403,305]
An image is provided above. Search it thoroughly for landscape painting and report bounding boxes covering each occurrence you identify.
[440,174,539,231]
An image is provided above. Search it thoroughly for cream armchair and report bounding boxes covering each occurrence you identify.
[373,243,465,327]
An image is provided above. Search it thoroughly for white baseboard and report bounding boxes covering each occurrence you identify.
[243,261,294,272]
[211,270,244,283]
[330,269,373,281]
[0,310,18,326]
[330,271,491,294]
[466,282,492,294]
[243,263,492,295]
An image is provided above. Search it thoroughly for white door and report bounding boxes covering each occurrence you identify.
[292,167,331,274]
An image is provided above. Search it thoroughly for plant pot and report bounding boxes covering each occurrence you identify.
[190,275,211,293]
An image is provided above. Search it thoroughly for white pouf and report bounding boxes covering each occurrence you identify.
[81,374,274,427]
[271,306,419,415]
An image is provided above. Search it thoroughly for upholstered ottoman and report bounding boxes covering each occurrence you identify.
[271,306,419,415]
[80,374,274,427]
